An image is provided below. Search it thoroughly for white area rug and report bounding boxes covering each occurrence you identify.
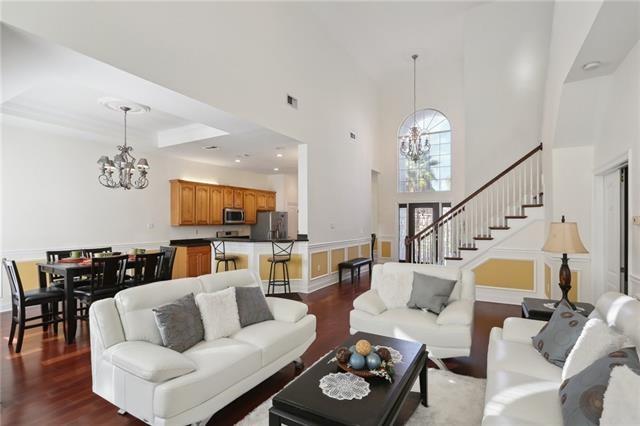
[236,368,486,425]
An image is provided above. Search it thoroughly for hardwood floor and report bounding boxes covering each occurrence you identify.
[1,274,520,425]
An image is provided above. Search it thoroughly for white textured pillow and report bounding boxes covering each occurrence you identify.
[195,287,241,341]
[562,318,629,380]
[600,365,640,426]
[376,272,413,309]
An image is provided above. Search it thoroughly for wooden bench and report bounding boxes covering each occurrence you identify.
[338,257,372,284]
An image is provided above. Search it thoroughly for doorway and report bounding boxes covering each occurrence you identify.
[398,202,451,261]
[603,166,629,294]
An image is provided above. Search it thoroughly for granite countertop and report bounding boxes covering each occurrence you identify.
[169,238,213,247]
[206,236,308,243]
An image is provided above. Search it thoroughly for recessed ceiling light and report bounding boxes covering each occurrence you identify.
[234,159,241,163]
[273,168,279,171]
[276,153,284,158]
[202,145,219,150]
[582,61,601,71]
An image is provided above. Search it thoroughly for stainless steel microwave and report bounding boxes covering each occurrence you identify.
[224,208,245,224]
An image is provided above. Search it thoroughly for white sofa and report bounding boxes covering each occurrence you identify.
[89,269,316,426]
[482,292,640,426]
[349,262,475,363]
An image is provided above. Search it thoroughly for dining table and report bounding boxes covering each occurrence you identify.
[37,257,139,344]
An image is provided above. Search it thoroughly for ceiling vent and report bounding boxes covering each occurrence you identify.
[286,94,298,109]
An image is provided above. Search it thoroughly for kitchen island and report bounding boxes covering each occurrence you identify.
[206,237,310,292]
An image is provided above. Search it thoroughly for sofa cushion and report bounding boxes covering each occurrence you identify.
[115,278,203,345]
[353,290,387,315]
[235,286,273,327]
[230,315,316,366]
[153,293,204,353]
[198,269,259,293]
[436,299,474,326]
[532,301,587,367]
[407,272,456,314]
[559,347,640,426]
[105,341,196,383]
[265,296,309,323]
[377,271,413,309]
[196,288,241,341]
[154,338,261,418]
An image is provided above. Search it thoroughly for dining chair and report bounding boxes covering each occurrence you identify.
[74,255,127,320]
[267,241,294,295]
[83,247,113,258]
[45,249,84,288]
[126,252,165,287]
[213,241,239,272]
[159,246,177,281]
[2,258,65,353]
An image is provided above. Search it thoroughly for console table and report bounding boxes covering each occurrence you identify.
[521,297,595,321]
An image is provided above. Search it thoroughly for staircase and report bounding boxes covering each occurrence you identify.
[405,143,544,266]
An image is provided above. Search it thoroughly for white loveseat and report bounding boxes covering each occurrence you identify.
[349,262,475,363]
[482,292,640,426]
[89,269,316,426]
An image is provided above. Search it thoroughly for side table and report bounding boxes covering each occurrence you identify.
[521,297,594,321]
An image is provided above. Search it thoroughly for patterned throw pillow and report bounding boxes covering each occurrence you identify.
[153,293,204,352]
[559,347,640,426]
[532,301,588,367]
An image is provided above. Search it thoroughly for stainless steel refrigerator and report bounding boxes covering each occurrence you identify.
[251,211,288,240]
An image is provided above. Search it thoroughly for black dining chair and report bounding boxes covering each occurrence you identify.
[159,246,177,281]
[267,241,294,294]
[45,249,84,288]
[83,247,113,258]
[126,252,165,287]
[213,241,239,272]
[2,258,65,353]
[74,255,127,320]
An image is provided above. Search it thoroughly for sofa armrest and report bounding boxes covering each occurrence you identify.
[89,298,125,350]
[105,341,196,383]
[502,317,547,344]
[437,299,474,326]
[266,297,308,322]
[353,290,387,315]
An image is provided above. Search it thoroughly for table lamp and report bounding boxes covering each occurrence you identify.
[542,216,588,309]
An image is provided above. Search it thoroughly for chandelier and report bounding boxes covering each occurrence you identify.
[399,54,430,162]
[97,104,150,190]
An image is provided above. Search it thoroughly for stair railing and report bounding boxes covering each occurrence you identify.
[405,143,543,264]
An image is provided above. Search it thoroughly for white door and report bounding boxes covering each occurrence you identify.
[603,170,621,293]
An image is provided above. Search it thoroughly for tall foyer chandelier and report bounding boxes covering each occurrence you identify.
[97,102,150,190]
[399,54,430,163]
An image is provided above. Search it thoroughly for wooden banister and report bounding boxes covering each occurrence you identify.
[406,143,542,247]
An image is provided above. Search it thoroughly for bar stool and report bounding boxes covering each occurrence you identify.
[213,241,239,272]
[267,241,294,295]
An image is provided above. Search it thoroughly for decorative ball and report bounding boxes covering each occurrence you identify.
[366,352,382,370]
[355,339,372,356]
[336,347,351,364]
[349,353,366,370]
[377,347,391,362]
[349,345,356,353]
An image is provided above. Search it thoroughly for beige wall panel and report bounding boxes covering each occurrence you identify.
[380,241,392,258]
[473,258,534,290]
[259,254,302,280]
[214,253,249,272]
[347,246,360,260]
[331,248,346,272]
[569,271,579,301]
[360,244,370,258]
[310,251,329,278]
[544,263,551,298]
[15,260,44,291]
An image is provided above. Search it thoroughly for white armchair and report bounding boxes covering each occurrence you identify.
[350,262,475,366]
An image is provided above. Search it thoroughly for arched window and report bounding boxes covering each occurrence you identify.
[397,109,451,192]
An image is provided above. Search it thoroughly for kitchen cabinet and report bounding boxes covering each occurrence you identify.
[195,185,210,225]
[223,187,234,208]
[244,190,257,224]
[171,181,196,225]
[173,245,211,278]
[209,186,223,225]
[256,191,267,211]
[233,189,244,208]
[266,192,276,211]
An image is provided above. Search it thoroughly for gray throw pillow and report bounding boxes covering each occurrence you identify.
[153,293,204,352]
[235,286,274,327]
[407,272,456,314]
[559,347,640,426]
[532,301,588,367]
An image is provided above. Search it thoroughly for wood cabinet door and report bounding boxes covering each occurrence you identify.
[199,251,211,275]
[266,192,276,211]
[243,191,257,224]
[195,185,210,225]
[209,186,223,225]
[233,189,244,208]
[256,192,267,211]
[187,246,211,276]
[179,183,196,225]
[223,187,234,208]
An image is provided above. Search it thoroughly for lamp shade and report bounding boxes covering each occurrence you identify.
[542,221,588,254]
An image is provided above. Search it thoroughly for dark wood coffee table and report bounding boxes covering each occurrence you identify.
[269,332,428,426]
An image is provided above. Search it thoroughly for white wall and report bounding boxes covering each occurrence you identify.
[1,117,276,252]
[2,2,378,246]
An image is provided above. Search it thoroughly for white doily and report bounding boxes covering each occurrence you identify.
[375,345,403,364]
[319,373,371,400]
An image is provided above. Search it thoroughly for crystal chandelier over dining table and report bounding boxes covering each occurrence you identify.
[97,104,150,190]
[399,54,430,163]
